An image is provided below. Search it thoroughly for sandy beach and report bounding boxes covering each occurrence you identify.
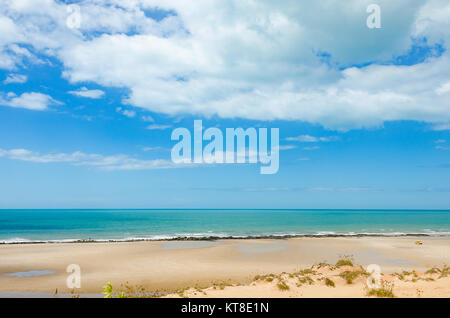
[0,236,449,297]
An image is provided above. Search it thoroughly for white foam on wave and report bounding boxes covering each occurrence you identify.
[1,229,450,244]
[0,238,32,244]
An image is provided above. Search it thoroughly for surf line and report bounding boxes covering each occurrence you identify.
[171,120,279,174]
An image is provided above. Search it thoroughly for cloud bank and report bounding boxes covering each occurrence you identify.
[0,148,178,171]
[1,0,450,129]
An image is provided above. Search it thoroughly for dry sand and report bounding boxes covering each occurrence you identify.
[0,236,449,297]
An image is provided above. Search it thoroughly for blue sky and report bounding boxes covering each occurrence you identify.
[0,0,450,209]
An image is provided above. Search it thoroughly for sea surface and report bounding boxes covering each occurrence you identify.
[0,209,449,243]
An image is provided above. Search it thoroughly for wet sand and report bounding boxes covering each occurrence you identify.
[0,236,449,297]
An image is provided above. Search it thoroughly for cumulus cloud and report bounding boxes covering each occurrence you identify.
[0,92,61,111]
[1,0,450,129]
[0,147,178,170]
[3,74,27,84]
[68,87,105,99]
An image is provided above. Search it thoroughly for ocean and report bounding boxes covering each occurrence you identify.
[0,209,449,243]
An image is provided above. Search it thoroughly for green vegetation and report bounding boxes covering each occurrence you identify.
[339,270,366,284]
[102,282,126,298]
[425,267,440,275]
[439,266,450,278]
[335,256,354,267]
[367,281,395,298]
[297,268,315,275]
[277,281,290,291]
[325,278,335,287]
[298,276,314,285]
[393,273,405,280]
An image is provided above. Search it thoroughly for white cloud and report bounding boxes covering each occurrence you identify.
[146,124,172,130]
[286,135,339,142]
[278,145,297,150]
[435,82,450,95]
[0,92,61,111]
[0,147,178,171]
[122,110,136,118]
[142,115,155,122]
[303,146,320,151]
[68,87,105,99]
[435,139,446,144]
[432,123,450,131]
[436,145,449,150]
[142,146,168,152]
[116,107,136,118]
[3,74,27,84]
[1,1,450,129]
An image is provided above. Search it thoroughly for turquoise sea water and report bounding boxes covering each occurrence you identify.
[0,209,449,243]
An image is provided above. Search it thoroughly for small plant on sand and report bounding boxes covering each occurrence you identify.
[325,278,335,287]
[313,262,337,271]
[367,281,395,298]
[425,267,440,275]
[393,272,405,280]
[177,288,186,297]
[298,276,314,285]
[314,262,329,269]
[335,255,354,267]
[339,270,366,284]
[277,280,290,291]
[402,270,412,276]
[254,273,276,282]
[102,282,126,298]
[297,268,315,275]
[416,289,423,297]
[102,282,114,298]
[439,266,450,278]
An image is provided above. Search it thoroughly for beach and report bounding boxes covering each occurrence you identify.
[0,236,449,297]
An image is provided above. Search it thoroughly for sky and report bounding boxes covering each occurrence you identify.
[0,0,449,209]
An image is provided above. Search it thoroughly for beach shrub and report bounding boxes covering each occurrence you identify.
[367,281,395,298]
[325,278,335,287]
[439,266,449,278]
[425,267,440,275]
[297,268,315,275]
[393,272,405,280]
[102,282,127,298]
[102,282,114,298]
[298,276,314,285]
[335,256,354,267]
[339,270,366,284]
[277,281,290,291]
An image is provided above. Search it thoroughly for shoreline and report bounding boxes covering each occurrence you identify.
[0,233,439,245]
